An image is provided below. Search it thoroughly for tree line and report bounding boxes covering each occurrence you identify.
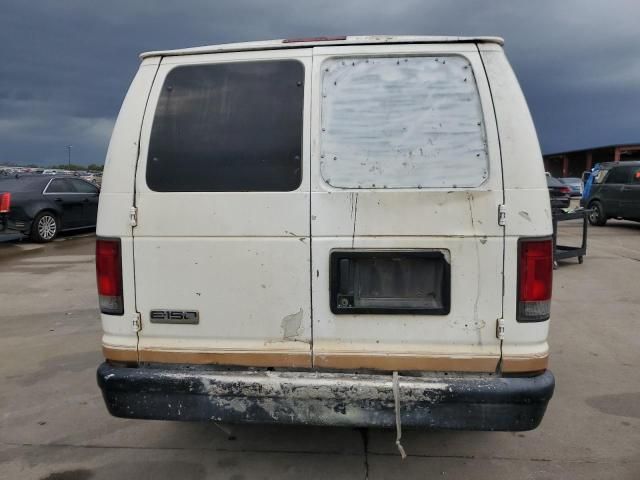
[16,163,104,172]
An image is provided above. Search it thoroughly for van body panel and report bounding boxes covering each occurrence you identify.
[132,49,313,361]
[97,60,160,348]
[133,237,312,350]
[99,40,551,373]
[309,44,504,367]
[311,237,503,362]
[478,45,552,236]
[478,45,552,358]
[310,190,503,237]
[97,60,160,237]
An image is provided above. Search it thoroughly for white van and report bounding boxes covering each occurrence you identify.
[96,36,554,431]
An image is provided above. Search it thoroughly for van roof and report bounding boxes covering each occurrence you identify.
[140,35,504,59]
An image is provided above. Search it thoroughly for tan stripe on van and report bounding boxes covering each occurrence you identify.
[314,352,500,372]
[103,346,138,363]
[501,353,549,373]
[138,349,312,368]
[103,346,548,374]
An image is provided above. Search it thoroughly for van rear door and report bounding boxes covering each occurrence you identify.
[132,49,313,367]
[310,43,504,371]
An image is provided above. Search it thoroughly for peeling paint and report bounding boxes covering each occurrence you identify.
[188,368,515,427]
[320,55,488,189]
[281,308,304,340]
[99,360,553,429]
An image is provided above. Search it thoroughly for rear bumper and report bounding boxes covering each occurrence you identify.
[0,216,29,235]
[97,363,554,431]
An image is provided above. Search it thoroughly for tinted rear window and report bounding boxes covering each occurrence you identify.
[605,166,632,184]
[0,177,47,192]
[69,178,99,193]
[146,60,304,192]
[46,178,75,193]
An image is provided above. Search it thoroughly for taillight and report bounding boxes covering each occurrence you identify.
[517,238,553,322]
[560,186,571,194]
[0,192,10,213]
[96,238,123,315]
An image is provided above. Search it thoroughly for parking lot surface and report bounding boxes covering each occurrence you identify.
[1,223,639,479]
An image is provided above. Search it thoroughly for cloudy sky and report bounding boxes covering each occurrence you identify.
[1,0,638,166]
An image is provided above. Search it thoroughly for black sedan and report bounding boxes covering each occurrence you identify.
[0,174,99,242]
[546,174,571,211]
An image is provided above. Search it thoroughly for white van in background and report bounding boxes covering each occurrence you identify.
[96,36,554,431]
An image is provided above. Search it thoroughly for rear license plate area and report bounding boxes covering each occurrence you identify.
[330,250,450,315]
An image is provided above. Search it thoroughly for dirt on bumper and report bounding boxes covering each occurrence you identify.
[97,362,554,431]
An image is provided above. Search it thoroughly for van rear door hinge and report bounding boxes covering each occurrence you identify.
[132,313,141,332]
[129,206,138,227]
[498,204,506,226]
[496,318,505,340]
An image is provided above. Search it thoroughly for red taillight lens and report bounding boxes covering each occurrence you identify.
[560,186,572,194]
[96,238,123,315]
[517,239,553,322]
[0,192,10,213]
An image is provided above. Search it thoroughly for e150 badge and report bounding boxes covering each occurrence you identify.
[150,310,199,324]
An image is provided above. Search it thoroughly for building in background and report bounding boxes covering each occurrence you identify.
[543,143,640,178]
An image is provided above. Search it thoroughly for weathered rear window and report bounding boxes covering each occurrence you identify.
[320,56,488,189]
[0,177,48,193]
[147,60,304,192]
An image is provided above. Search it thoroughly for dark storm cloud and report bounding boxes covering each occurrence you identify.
[1,0,638,165]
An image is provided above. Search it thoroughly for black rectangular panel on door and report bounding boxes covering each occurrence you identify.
[330,250,451,315]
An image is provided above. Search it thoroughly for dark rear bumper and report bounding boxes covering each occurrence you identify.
[0,216,29,236]
[97,362,554,431]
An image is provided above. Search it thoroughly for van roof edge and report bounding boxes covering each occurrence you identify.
[139,35,504,59]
